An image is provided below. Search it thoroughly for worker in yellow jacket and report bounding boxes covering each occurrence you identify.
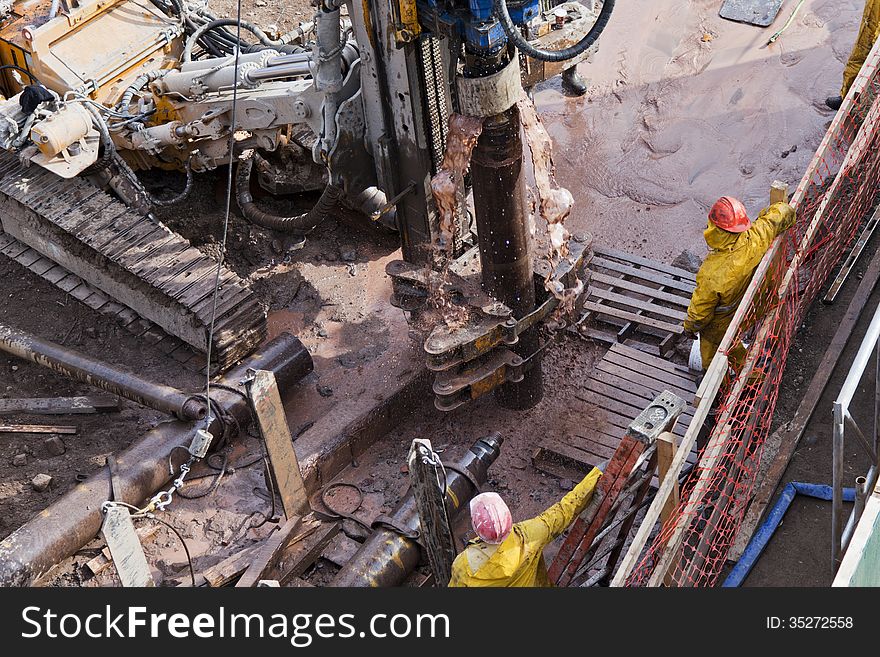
[684,197,796,371]
[449,467,601,587]
[827,0,880,110]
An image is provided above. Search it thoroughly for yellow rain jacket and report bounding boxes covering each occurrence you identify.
[684,202,796,370]
[448,467,601,587]
[842,0,880,97]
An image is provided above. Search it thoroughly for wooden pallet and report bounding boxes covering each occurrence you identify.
[578,246,696,357]
[533,343,699,486]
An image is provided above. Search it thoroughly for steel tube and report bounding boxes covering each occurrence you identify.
[468,54,542,409]
[247,61,313,82]
[0,333,313,586]
[0,321,207,421]
[265,52,312,67]
[832,400,845,567]
[329,432,503,587]
[838,301,880,406]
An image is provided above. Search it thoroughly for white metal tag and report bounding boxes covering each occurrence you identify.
[100,505,155,587]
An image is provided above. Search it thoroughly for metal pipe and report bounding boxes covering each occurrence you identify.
[832,400,845,567]
[0,321,206,421]
[247,61,313,82]
[330,432,504,587]
[0,333,313,586]
[265,52,313,67]
[467,51,542,410]
[838,301,880,406]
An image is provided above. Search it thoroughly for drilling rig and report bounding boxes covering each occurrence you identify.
[0,0,613,395]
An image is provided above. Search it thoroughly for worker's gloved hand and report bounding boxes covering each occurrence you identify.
[683,329,697,340]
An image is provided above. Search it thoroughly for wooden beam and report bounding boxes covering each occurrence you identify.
[0,424,77,434]
[770,180,789,205]
[656,432,680,527]
[0,395,118,415]
[277,521,339,584]
[730,242,880,560]
[235,515,303,588]
[582,301,684,335]
[247,369,310,519]
[202,546,259,587]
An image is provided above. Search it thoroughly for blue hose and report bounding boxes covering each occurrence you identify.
[723,482,855,587]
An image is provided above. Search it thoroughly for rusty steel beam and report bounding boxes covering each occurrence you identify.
[0,333,313,587]
[329,432,503,587]
[0,321,206,421]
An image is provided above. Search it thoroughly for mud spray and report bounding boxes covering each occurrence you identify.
[427,113,484,328]
[518,95,583,320]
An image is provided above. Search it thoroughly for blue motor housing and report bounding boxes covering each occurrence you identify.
[416,0,540,52]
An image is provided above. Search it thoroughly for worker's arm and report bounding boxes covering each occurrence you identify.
[684,270,719,334]
[747,202,796,250]
[517,467,602,546]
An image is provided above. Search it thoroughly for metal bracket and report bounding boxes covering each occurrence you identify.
[627,391,687,445]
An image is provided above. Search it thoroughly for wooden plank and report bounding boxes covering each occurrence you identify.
[202,546,259,587]
[576,390,694,428]
[590,272,691,307]
[583,301,684,335]
[589,368,667,403]
[247,370,310,519]
[730,242,880,561]
[609,343,693,377]
[590,287,688,322]
[591,257,697,294]
[0,424,77,434]
[539,435,612,469]
[278,522,340,583]
[592,245,698,282]
[595,360,694,398]
[602,348,697,393]
[0,395,118,415]
[236,515,304,588]
[657,432,680,529]
[85,523,160,577]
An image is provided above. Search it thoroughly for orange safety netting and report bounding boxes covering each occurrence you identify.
[624,51,880,587]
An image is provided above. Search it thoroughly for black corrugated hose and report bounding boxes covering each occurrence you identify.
[494,0,615,62]
[235,155,342,234]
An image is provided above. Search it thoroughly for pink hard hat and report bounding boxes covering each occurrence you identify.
[470,492,513,544]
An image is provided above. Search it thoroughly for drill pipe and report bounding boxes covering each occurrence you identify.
[0,333,313,587]
[330,432,503,587]
[467,53,543,410]
[0,321,205,421]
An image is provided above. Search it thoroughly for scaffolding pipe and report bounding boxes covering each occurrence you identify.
[0,333,313,586]
[0,322,209,421]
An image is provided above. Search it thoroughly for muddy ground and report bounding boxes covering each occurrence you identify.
[0,0,872,586]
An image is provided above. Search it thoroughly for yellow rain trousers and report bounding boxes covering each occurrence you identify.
[684,202,796,371]
[448,467,601,587]
[842,0,880,97]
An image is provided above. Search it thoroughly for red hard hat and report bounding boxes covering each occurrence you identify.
[708,196,751,233]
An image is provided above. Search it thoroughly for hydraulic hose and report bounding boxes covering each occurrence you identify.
[184,18,288,62]
[235,155,341,234]
[494,0,615,63]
